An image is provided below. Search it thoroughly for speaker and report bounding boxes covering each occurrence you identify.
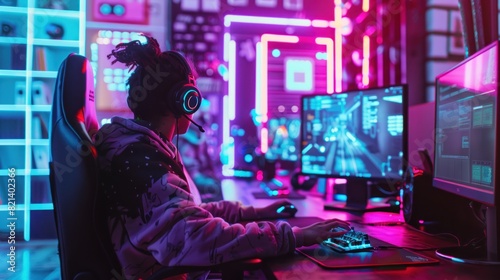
[165,51,202,116]
[402,166,480,231]
[402,167,438,227]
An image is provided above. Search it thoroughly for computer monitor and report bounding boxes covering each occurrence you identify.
[434,40,500,264]
[265,115,301,170]
[300,85,408,212]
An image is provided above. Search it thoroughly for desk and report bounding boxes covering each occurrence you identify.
[221,178,500,280]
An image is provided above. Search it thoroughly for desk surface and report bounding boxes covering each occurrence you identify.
[221,178,500,280]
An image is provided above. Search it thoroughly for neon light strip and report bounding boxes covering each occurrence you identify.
[0,203,54,211]
[362,35,370,86]
[25,5,35,242]
[363,0,370,12]
[262,34,300,44]
[0,139,26,145]
[334,3,343,92]
[223,11,347,171]
[255,41,266,153]
[225,15,343,30]
[302,143,313,154]
[221,94,235,176]
[223,33,230,62]
[260,34,300,117]
[228,40,236,120]
[79,0,86,54]
[224,15,311,27]
[315,37,334,94]
[261,128,269,153]
[22,250,30,280]
[255,42,267,154]
[259,34,299,154]
[255,42,263,117]
[312,20,329,28]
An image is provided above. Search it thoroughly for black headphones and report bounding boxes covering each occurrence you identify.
[165,51,202,117]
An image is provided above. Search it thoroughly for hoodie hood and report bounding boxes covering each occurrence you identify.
[95,116,178,169]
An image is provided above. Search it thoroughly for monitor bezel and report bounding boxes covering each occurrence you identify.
[433,40,499,207]
[298,84,409,183]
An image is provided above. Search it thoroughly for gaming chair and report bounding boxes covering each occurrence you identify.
[49,53,121,279]
[49,53,271,280]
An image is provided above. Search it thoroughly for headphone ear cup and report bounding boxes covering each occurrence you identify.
[173,84,202,115]
[165,51,202,116]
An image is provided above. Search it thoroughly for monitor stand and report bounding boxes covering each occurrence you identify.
[323,178,399,212]
[435,206,500,265]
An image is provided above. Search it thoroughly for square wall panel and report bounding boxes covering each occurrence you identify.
[285,57,314,93]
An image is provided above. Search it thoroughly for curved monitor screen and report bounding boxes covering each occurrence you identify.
[300,85,407,180]
[434,41,497,206]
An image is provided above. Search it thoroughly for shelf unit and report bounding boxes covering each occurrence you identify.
[0,0,86,241]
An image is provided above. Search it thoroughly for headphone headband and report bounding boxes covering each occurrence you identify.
[165,51,202,116]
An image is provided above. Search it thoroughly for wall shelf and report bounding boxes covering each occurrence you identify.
[0,0,86,241]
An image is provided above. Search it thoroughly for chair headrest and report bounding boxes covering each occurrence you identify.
[53,53,99,140]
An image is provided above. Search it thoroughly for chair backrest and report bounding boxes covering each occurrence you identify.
[49,53,120,279]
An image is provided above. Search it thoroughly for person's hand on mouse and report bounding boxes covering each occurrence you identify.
[292,219,351,247]
[255,200,296,219]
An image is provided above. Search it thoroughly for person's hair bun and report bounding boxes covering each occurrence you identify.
[107,34,161,70]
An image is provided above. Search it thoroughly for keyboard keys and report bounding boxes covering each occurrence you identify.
[323,227,373,252]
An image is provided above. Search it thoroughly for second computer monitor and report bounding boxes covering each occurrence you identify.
[300,85,407,179]
[300,85,408,211]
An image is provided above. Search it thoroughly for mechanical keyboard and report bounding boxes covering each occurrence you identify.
[323,227,373,253]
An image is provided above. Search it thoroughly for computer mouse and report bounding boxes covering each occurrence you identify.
[276,204,298,217]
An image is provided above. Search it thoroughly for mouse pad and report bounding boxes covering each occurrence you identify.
[296,236,440,269]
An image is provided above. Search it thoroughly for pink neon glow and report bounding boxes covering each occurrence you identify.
[224,15,311,27]
[224,12,345,96]
[223,33,230,62]
[335,178,347,184]
[228,40,236,120]
[330,4,344,92]
[362,35,370,86]
[255,42,264,117]
[259,34,299,154]
[260,127,269,154]
[260,34,300,118]
[255,170,264,181]
[312,20,329,28]
[223,10,349,170]
[315,37,334,93]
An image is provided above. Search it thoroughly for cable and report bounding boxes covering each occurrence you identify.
[175,117,180,161]
[403,223,462,246]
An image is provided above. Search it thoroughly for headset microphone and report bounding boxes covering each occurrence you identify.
[183,114,205,133]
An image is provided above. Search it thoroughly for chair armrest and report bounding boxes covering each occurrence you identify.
[147,258,264,280]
